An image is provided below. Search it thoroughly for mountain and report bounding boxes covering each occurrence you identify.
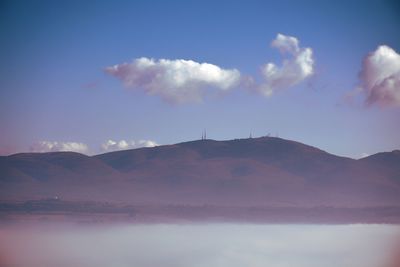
[0,137,399,208]
[359,150,400,181]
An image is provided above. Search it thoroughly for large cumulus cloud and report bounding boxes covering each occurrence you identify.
[359,45,400,107]
[105,58,241,104]
[105,34,315,102]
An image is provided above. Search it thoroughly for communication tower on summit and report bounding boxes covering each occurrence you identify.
[201,129,207,140]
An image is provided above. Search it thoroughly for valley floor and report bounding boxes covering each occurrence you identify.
[1,199,400,224]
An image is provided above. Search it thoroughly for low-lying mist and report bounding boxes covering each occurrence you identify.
[1,223,399,267]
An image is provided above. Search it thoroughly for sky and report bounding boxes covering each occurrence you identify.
[0,0,399,158]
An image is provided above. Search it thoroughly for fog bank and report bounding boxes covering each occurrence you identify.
[1,224,399,267]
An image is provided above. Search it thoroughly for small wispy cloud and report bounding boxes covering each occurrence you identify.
[105,58,241,104]
[101,139,158,152]
[359,45,400,107]
[27,139,159,155]
[30,141,89,154]
[256,33,315,96]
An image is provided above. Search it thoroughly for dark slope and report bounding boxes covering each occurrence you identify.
[359,150,400,181]
[0,152,122,201]
[1,152,116,182]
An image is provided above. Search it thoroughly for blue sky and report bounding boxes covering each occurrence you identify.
[1,0,399,158]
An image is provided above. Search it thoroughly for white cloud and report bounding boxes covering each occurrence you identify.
[28,140,159,155]
[105,57,241,104]
[30,141,89,154]
[257,34,314,96]
[137,140,158,147]
[101,140,129,151]
[359,45,400,107]
[271,34,300,54]
[101,139,158,152]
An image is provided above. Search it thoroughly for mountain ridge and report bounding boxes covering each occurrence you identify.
[1,137,399,208]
